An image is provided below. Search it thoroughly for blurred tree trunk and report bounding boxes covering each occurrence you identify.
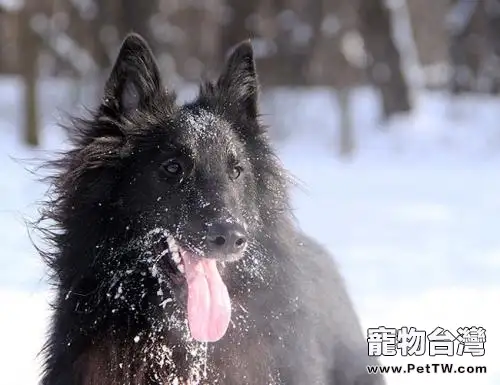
[407,0,449,68]
[223,0,322,87]
[146,1,222,85]
[308,0,359,157]
[483,0,500,93]
[64,1,111,70]
[118,0,157,49]
[356,0,411,120]
[262,0,321,86]
[406,0,449,89]
[336,88,354,158]
[485,0,500,55]
[18,5,39,147]
[222,0,257,49]
[447,0,487,94]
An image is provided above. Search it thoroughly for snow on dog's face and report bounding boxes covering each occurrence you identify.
[71,34,288,343]
[117,102,255,342]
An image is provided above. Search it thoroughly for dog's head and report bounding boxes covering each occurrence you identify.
[109,41,261,256]
[52,34,291,343]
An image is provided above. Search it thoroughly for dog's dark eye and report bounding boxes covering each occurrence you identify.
[230,165,243,180]
[161,158,184,178]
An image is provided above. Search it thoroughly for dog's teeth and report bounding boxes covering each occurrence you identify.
[170,250,185,274]
[172,251,181,264]
[167,237,177,249]
[156,234,184,274]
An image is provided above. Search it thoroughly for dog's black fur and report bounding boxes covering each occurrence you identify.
[37,34,385,385]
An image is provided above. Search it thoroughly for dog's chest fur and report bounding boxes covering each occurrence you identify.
[74,326,280,385]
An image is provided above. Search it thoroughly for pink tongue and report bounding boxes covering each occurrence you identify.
[181,251,231,342]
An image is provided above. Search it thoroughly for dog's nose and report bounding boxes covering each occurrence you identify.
[206,222,247,255]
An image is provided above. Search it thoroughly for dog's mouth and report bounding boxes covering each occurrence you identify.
[151,231,232,343]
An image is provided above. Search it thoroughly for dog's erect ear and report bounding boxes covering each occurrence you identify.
[217,40,259,120]
[102,33,166,115]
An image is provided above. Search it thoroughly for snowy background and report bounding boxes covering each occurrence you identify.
[1,75,499,385]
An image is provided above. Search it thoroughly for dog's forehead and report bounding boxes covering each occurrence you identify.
[177,107,234,145]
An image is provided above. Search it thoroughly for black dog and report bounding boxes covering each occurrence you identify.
[37,33,385,385]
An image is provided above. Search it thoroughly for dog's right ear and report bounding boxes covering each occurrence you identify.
[100,33,171,116]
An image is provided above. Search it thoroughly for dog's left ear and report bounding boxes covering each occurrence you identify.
[101,33,168,116]
[217,40,259,121]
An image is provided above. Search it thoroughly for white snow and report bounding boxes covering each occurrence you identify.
[1,78,499,384]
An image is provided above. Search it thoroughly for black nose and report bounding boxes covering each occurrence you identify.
[206,222,247,255]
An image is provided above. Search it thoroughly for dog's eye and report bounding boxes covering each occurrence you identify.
[161,158,184,178]
[230,165,243,180]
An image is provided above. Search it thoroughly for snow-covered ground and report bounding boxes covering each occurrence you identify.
[1,76,499,384]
